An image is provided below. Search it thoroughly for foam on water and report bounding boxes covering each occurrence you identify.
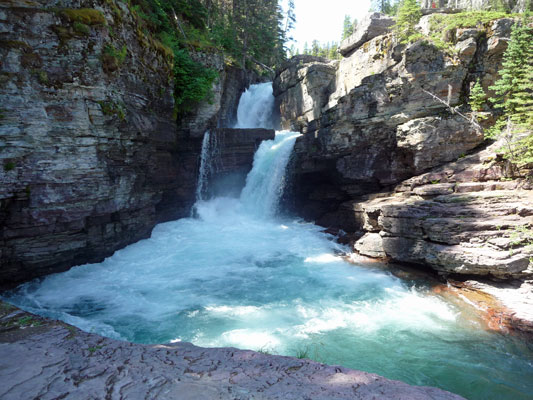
[3,84,533,400]
[234,82,275,129]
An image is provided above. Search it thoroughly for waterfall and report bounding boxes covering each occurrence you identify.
[240,131,300,217]
[6,81,531,400]
[195,130,217,202]
[234,82,275,129]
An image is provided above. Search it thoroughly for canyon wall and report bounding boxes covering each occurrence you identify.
[275,13,533,281]
[0,0,253,287]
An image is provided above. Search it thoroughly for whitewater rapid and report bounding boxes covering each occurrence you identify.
[3,84,533,400]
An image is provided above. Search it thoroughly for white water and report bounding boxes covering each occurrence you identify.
[4,84,533,400]
[195,130,213,202]
[234,82,275,129]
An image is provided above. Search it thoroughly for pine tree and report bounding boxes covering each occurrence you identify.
[311,40,320,56]
[490,16,533,122]
[371,0,400,15]
[488,15,533,166]
[342,15,354,40]
[469,79,486,112]
[394,0,422,44]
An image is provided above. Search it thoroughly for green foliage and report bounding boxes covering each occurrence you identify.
[73,21,91,36]
[59,8,106,25]
[130,0,289,114]
[509,225,533,250]
[88,345,103,354]
[302,40,341,60]
[469,79,486,112]
[487,15,533,167]
[371,0,400,15]
[4,161,15,171]
[342,15,356,40]
[37,70,49,85]
[427,11,509,53]
[103,44,127,64]
[394,0,423,44]
[98,100,126,120]
[173,49,218,114]
[101,43,127,72]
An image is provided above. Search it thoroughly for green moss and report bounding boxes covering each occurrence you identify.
[101,43,127,72]
[88,345,103,354]
[3,161,15,171]
[98,100,126,120]
[73,21,91,36]
[104,0,123,23]
[59,8,106,26]
[32,69,49,85]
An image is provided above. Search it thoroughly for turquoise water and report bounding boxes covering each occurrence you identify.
[5,79,533,400]
[4,131,533,400]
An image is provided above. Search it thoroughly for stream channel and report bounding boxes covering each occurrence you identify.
[3,83,533,400]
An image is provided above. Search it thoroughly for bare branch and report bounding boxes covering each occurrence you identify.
[422,88,483,132]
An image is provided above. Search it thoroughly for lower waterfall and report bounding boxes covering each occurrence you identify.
[3,85,533,400]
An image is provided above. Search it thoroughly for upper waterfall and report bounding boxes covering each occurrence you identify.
[234,83,275,129]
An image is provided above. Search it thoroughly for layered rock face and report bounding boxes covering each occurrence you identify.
[420,0,531,12]
[274,14,533,287]
[352,142,533,280]
[276,14,511,217]
[0,1,253,287]
[203,128,275,197]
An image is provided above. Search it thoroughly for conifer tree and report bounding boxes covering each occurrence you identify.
[489,14,533,166]
[342,15,354,40]
[394,0,422,43]
[490,16,533,123]
[371,0,400,15]
[469,79,486,112]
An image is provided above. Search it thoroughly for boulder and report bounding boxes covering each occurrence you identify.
[339,13,395,57]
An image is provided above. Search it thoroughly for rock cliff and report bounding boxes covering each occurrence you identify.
[274,11,532,325]
[0,0,254,287]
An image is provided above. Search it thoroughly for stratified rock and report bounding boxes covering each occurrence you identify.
[274,56,337,130]
[275,15,513,225]
[396,115,483,174]
[0,1,254,287]
[339,13,395,57]
[0,304,465,400]
[351,141,533,280]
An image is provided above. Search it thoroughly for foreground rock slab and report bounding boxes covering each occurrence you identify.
[0,303,463,400]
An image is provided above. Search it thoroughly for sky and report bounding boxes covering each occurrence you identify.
[284,0,373,51]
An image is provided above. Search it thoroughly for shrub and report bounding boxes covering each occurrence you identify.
[394,0,423,44]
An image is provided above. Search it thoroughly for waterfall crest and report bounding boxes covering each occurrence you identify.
[234,82,275,129]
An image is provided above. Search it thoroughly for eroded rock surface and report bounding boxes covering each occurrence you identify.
[0,303,464,400]
[275,15,514,222]
[337,141,533,280]
[0,1,254,287]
